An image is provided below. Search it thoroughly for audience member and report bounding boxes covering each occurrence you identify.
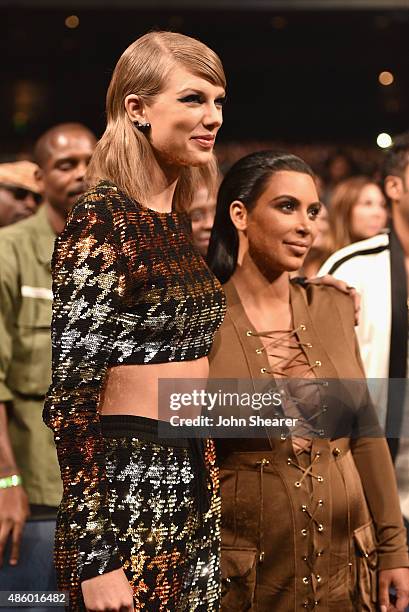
[0,161,41,227]
[0,123,96,591]
[189,184,217,257]
[319,131,409,531]
[322,148,358,203]
[329,175,387,249]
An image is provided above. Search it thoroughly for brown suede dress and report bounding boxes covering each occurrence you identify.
[208,279,409,611]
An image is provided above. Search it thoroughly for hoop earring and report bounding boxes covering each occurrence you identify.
[134,121,151,133]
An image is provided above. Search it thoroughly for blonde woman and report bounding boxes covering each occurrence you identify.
[43,32,226,611]
[329,175,387,250]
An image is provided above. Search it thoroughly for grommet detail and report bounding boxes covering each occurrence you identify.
[316,574,322,583]
[295,481,302,488]
[318,499,324,506]
[246,330,253,336]
[318,524,324,532]
[280,433,286,441]
[302,555,308,561]
[300,324,307,331]
[261,367,267,374]
[256,348,262,354]
[301,528,308,536]
[315,451,321,458]
[301,504,307,511]
[257,458,270,466]
[317,476,324,482]
[316,550,324,557]
[302,576,309,584]
[332,447,342,456]
[315,360,322,367]
[305,342,313,348]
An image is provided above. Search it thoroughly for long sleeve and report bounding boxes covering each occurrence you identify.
[43,196,125,582]
[352,436,409,569]
[351,334,409,570]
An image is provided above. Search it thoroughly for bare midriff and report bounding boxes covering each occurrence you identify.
[99,356,209,419]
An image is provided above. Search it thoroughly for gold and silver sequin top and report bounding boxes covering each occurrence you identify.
[43,180,226,581]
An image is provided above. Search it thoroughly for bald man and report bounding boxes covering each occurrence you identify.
[0,123,96,590]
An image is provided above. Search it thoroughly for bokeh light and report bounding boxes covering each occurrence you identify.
[65,15,80,29]
[376,133,392,148]
[378,71,394,86]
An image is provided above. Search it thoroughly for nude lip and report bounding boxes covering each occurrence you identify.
[191,135,215,149]
[284,241,310,255]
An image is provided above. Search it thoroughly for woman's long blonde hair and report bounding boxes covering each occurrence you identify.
[86,31,226,211]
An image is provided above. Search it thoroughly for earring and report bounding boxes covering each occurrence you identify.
[134,121,151,133]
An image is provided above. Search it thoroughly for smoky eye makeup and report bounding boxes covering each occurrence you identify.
[178,94,203,103]
[177,92,227,106]
[308,203,323,218]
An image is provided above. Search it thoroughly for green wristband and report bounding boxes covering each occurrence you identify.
[0,474,22,489]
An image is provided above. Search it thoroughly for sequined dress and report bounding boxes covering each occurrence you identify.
[43,181,226,610]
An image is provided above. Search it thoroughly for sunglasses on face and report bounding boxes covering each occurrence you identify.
[0,184,42,205]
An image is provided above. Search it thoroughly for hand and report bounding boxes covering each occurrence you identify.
[306,275,361,325]
[0,484,30,567]
[81,567,134,612]
[379,567,409,611]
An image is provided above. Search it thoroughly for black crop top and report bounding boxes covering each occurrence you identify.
[43,181,225,581]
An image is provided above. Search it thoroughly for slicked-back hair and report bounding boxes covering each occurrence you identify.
[86,31,226,212]
[206,150,315,284]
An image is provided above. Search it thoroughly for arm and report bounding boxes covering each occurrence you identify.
[351,329,409,611]
[0,402,30,567]
[0,244,30,567]
[43,198,124,582]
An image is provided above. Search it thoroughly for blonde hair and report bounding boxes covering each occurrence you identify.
[329,175,377,249]
[86,31,226,211]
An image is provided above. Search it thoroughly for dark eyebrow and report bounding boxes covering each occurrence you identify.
[271,195,323,207]
[177,88,226,98]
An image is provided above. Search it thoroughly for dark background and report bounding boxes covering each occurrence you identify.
[2,4,409,157]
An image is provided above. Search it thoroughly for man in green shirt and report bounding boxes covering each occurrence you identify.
[0,123,96,588]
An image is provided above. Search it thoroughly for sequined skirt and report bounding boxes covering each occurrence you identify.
[57,416,221,611]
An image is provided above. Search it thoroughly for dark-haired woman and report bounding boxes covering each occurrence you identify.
[207,151,409,611]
